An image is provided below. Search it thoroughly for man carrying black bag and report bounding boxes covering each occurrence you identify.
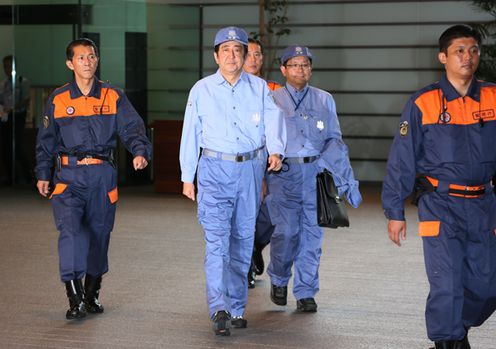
[316,169,350,228]
[265,45,362,312]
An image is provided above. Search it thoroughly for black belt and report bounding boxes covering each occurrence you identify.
[73,153,111,162]
[285,155,318,164]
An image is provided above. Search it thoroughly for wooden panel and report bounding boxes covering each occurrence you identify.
[151,120,183,193]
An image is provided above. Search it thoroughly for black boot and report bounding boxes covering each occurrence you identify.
[430,341,455,349]
[84,274,104,314]
[430,337,471,349]
[459,333,471,349]
[65,279,86,319]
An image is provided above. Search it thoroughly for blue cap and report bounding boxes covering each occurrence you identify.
[214,26,249,47]
[280,45,313,65]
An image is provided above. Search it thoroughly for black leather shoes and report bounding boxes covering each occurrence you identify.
[212,310,231,336]
[270,284,287,306]
[252,243,265,275]
[248,264,256,289]
[231,316,248,328]
[296,298,318,312]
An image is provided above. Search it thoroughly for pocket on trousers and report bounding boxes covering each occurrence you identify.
[49,183,68,199]
[418,221,440,237]
[108,187,118,204]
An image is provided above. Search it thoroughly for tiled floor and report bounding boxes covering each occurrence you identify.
[0,185,494,348]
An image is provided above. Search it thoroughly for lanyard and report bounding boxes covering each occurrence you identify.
[437,87,483,126]
[285,86,309,111]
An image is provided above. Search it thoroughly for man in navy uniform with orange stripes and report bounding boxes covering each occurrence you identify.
[35,38,151,320]
[382,25,496,349]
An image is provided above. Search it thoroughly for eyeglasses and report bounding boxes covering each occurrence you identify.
[285,63,311,70]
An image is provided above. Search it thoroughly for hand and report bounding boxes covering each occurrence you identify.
[267,154,282,172]
[37,180,50,197]
[183,182,196,201]
[346,186,362,208]
[133,156,148,170]
[388,220,407,247]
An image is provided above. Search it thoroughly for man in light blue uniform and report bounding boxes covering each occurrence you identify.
[266,45,362,312]
[179,26,286,336]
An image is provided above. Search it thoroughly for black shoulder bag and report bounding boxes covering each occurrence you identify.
[316,169,350,228]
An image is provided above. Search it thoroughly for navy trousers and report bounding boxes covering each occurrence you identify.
[419,187,496,341]
[51,161,117,282]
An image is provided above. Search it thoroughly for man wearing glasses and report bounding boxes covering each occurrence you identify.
[265,45,361,312]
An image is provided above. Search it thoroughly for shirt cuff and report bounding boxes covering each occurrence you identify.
[36,169,51,181]
[384,209,405,221]
[133,150,148,160]
[181,172,195,183]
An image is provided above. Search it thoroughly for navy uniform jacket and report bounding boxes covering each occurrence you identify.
[36,79,151,180]
[382,75,496,221]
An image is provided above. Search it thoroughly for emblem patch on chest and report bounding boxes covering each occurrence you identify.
[252,112,261,124]
[438,111,451,123]
[316,120,324,131]
[399,121,409,136]
[66,106,75,115]
[472,109,495,120]
[93,105,110,114]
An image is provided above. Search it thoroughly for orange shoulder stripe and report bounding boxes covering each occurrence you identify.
[416,87,496,126]
[476,87,496,121]
[53,88,119,119]
[415,89,441,125]
[267,81,283,91]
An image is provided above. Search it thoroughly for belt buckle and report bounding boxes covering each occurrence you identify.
[82,155,95,165]
[464,185,484,197]
[235,154,244,162]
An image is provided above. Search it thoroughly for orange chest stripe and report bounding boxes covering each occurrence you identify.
[53,88,119,119]
[416,88,496,126]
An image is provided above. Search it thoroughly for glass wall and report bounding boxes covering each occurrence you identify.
[0,0,200,187]
[1,0,78,185]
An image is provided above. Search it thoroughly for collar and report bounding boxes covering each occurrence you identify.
[69,78,102,99]
[439,74,480,102]
[285,83,309,100]
[213,69,248,87]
